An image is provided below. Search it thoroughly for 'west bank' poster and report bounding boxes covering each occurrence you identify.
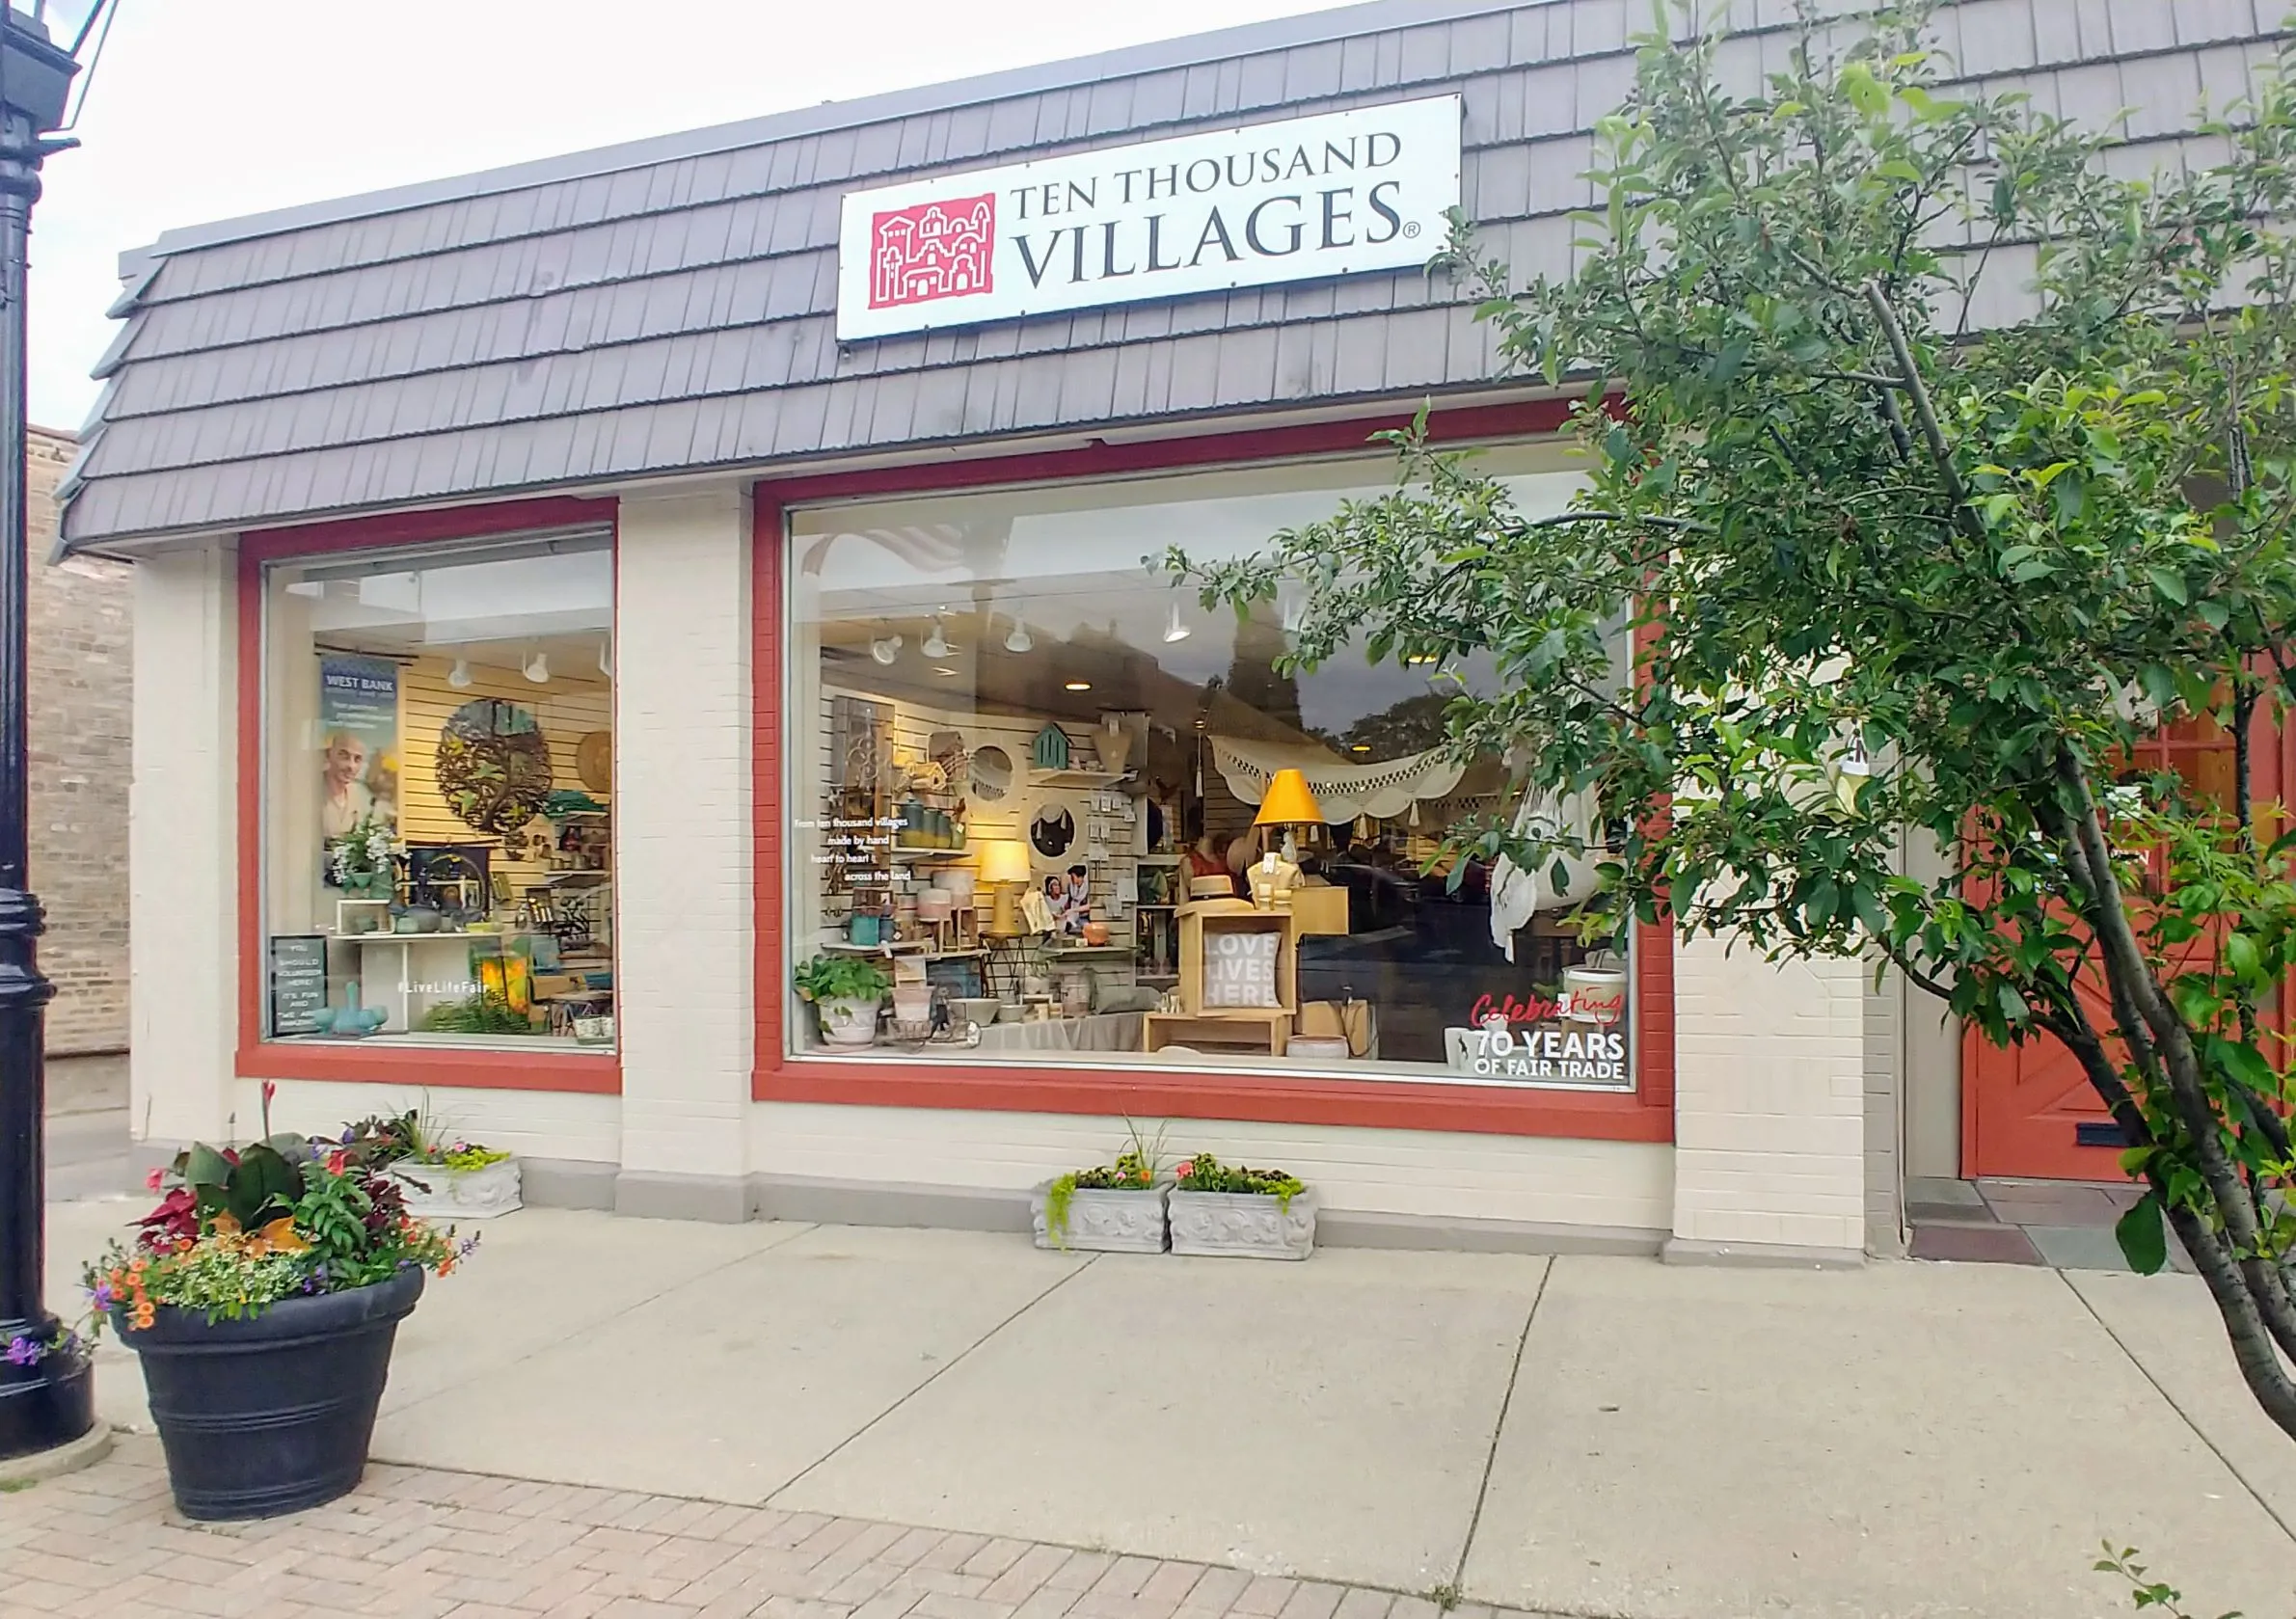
[318,656,400,853]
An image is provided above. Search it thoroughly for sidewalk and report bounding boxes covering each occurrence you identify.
[25,1198,2296,1619]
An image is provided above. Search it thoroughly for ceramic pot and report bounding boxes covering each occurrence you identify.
[816,995,881,1045]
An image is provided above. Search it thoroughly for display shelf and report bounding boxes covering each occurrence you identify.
[543,871,610,888]
[1028,768,1126,788]
[890,842,972,861]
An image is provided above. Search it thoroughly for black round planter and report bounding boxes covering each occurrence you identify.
[117,1264,423,1520]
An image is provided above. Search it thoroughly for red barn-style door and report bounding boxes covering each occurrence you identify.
[1962,709,2293,1180]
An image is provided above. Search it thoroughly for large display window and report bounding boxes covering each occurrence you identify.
[785,451,1634,1088]
[258,529,616,1051]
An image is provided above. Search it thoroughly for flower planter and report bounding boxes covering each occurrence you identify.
[385,1157,523,1220]
[1031,1181,1169,1253]
[117,1265,424,1520]
[816,994,882,1046]
[1167,1187,1318,1259]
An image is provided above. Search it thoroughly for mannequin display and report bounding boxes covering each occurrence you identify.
[1246,849,1301,910]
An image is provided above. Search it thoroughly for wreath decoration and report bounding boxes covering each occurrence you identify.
[437,698,554,834]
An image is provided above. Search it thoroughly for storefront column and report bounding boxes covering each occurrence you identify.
[1667,931,1868,1264]
[611,486,754,1220]
[129,542,238,1157]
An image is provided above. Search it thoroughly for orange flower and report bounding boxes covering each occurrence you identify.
[130,1303,154,1330]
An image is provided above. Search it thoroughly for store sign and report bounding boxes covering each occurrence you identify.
[835,94,1463,341]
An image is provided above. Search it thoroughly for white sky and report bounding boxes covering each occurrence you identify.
[25,0,1349,430]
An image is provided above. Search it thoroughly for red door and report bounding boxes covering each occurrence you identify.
[1963,711,2288,1179]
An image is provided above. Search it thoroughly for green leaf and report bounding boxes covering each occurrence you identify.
[184,1143,232,1188]
[1840,62,1888,117]
[2145,566,2188,605]
[2225,931,2261,981]
[2115,1190,2169,1276]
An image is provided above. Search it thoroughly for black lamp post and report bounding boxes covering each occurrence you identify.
[0,0,114,1465]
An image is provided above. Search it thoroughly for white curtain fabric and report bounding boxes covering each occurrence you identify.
[1487,784,1605,957]
[1209,736,1467,823]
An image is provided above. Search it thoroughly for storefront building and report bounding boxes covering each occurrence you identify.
[65,0,2276,1259]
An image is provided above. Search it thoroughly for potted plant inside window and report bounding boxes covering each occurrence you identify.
[795,954,890,1046]
[1032,1124,1170,1253]
[74,1135,475,1520]
[1167,1150,1317,1259]
[341,1105,523,1219]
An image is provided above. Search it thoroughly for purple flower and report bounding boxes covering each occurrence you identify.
[88,1282,114,1310]
[4,1336,41,1367]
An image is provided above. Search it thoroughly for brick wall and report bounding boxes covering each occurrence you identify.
[28,426,131,1055]
[1670,930,1868,1258]
[613,486,754,1201]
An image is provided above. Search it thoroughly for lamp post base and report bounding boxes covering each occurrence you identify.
[0,1346,95,1464]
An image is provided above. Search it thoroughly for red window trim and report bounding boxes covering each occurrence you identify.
[232,495,624,1094]
[751,401,1675,1141]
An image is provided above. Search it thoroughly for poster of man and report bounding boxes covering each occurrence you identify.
[318,655,400,854]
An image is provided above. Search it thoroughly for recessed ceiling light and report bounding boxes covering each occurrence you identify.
[1065,680,1092,691]
[1351,743,1371,753]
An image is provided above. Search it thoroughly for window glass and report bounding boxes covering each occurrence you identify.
[260,531,616,1050]
[786,450,1634,1089]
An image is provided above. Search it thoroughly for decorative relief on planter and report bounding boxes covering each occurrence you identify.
[1030,1183,1169,1253]
[1167,1188,1318,1259]
[387,1158,523,1221]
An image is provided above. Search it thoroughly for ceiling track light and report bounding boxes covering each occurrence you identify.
[870,628,904,665]
[446,658,473,690]
[1005,617,1034,654]
[922,617,953,659]
[597,636,612,678]
[1163,603,1191,643]
[523,649,550,685]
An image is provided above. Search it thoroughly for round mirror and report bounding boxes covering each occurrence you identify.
[970,743,1013,802]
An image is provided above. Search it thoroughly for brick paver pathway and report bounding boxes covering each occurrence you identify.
[0,1436,1546,1619]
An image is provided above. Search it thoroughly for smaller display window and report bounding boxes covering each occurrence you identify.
[258,530,617,1052]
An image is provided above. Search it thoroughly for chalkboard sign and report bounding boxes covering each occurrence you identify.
[268,934,329,1036]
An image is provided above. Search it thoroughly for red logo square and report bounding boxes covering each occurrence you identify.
[868,193,996,311]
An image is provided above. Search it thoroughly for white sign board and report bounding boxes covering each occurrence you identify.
[835,94,1463,341]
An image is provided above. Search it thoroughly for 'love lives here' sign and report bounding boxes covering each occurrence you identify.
[835,95,1463,341]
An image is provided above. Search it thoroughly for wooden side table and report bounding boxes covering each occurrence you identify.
[1141,1010,1290,1056]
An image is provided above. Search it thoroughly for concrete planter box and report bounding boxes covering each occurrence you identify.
[385,1158,523,1221]
[1167,1187,1318,1259]
[1031,1181,1168,1253]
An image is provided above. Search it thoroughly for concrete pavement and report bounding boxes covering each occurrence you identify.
[31,1195,2296,1619]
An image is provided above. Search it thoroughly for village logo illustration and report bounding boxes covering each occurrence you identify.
[869,193,996,310]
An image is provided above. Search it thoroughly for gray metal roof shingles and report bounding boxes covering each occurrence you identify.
[60,0,2287,549]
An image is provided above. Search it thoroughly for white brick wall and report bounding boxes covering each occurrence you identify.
[129,543,238,1147]
[239,1077,620,1164]
[1671,931,1867,1255]
[750,1103,1673,1233]
[613,486,753,1180]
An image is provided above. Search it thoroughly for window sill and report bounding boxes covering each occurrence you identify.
[238,1040,621,1093]
[754,1056,1668,1140]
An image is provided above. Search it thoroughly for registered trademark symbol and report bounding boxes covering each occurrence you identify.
[1403,221,1422,238]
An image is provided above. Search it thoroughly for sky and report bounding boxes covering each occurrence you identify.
[24,0,1349,431]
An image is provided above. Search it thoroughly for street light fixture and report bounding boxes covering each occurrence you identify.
[0,0,117,1467]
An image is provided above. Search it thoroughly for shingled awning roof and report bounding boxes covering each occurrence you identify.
[59,0,2280,553]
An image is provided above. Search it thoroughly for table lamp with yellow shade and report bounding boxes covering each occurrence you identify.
[976,838,1034,935]
[1248,768,1324,909]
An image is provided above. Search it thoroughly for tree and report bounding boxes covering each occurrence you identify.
[1169,2,2296,1438]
